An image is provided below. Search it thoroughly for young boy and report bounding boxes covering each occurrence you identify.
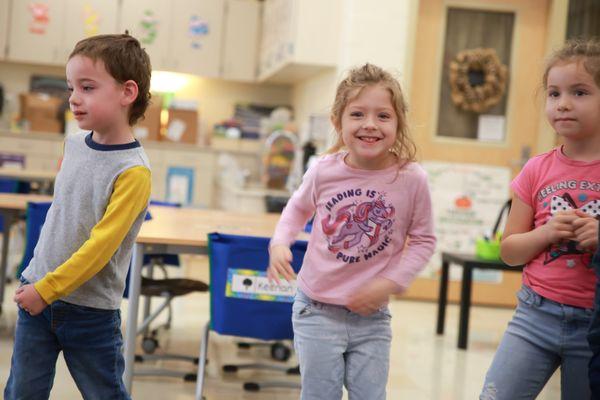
[4,34,152,400]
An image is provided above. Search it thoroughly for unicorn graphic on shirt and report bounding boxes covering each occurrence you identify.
[321,198,395,253]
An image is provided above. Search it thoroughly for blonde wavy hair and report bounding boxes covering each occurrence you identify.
[326,63,416,169]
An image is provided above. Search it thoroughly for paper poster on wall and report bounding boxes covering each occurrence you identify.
[166,167,194,206]
[188,15,209,49]
[28,3,50,35]
[477,114,506,142]
[421,161,510,283]
[83,4,101,37]
[139,10,158,45]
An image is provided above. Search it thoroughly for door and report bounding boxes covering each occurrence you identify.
[221,0,261,82]
[406,0,551,306]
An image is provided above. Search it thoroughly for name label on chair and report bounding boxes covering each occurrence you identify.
[226,269,296,302]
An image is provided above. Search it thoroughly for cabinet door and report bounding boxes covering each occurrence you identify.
[0,0,9,60]
[258,0,294,77]
[7,0,66,64]
[119,0,172,71]
[169,0,224,77]
[221,0,260,81]
[60,0,119,62]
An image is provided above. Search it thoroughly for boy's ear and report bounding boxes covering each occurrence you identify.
[121,80,139,106]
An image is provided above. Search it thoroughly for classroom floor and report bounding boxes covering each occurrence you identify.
[0,255,561,400]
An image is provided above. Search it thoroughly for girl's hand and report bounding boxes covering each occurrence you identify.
[541,210,578,244]
[346,277,399,316]
[14,284,47,315]
[268,244,295,284]
[573,209,599,252]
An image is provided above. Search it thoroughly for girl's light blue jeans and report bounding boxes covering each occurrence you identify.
[480,284,592,400]
[292,289,392,400]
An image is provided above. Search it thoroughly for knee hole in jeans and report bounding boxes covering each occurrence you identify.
[480,382,497,400]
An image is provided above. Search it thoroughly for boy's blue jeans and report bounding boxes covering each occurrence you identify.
[588,247,600,399]
[480,284,592,400]
[4,299,130,400]
[292,289,392,400]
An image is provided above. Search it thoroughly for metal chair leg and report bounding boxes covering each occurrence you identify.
[195,321,210,400]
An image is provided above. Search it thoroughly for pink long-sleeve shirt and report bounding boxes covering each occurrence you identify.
[271,152,436,305]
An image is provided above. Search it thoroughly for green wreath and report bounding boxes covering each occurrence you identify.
[449,48,508,113]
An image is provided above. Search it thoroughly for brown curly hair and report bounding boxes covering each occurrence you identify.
[69,33,152,126]
[327,63,416,169]
[543,38,600,89]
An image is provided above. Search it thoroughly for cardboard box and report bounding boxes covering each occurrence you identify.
[19,93,63,133]
[133,95,162,141]
[163,108,198,144]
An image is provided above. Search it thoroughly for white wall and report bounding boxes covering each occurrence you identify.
[292,0,420,148]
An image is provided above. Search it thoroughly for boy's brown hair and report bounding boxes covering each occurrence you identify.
[69,33,152,125]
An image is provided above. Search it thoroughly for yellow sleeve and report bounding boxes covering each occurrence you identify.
[35,166,151,304]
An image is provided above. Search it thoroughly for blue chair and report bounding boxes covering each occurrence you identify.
[195,233,307,398]
[16,201,52,279]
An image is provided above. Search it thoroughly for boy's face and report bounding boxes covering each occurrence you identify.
[66,55,128,135]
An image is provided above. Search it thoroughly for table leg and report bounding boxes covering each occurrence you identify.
[436,259,450,335]
[0,210,16,315]
[142,263,154,337]
[458,265,473,350]
[124,243,144,394]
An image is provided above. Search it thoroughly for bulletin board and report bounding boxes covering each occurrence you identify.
[403,161,522,307]
[421,161,510,282]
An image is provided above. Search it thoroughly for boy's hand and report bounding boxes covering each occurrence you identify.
[14,284,48,316]
[573,209,599,252]
[542,210,578,244]
[346,277,399,316]
[268,245,295,284]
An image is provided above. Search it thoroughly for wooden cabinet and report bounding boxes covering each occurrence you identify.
[7,0,65,64]
[119,0,173,72]
[7,0,118,65]
[60,0,119,60]
[221,0,261,82]
[258,0,342,83]
[120,0,224,77]
[3,0,261,81]
[0,0,9,60]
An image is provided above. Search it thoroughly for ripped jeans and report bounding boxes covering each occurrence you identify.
[480,285,592,400]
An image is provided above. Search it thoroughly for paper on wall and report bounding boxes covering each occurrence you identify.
[166,119,186,142]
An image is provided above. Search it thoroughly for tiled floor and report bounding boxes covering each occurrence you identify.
[0,255,560,399]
